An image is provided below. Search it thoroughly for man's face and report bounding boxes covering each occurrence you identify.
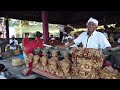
[12,37,15,40]
[68,38,72,42]
[87,22,97,32]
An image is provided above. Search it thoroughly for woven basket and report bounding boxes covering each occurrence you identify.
[12,58,23,66]
[14,50,21,55]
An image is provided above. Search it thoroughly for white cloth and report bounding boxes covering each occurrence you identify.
[63,35,73,40]
[51,37,55,40]
[40,37,43,40]
[86,17,98,26]
[0,72,7,79]
[67,36,73,39]
[64,36,68,40]
[0,75,7,79]
[58,24,65,32]
[10,39,18,50]
[117,38,120,43]
[74,31,111,49]
[62,36,68,43]
[19,43,23,49]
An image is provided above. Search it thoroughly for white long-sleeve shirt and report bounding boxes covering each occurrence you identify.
[74,31,111,49]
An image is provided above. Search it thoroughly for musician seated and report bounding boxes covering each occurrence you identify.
[9,35,19,50]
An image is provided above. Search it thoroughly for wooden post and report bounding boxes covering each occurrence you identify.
[5,17,9,44]
[42,11,49,44]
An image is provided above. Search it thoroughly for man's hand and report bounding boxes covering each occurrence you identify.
[105,47,112,51]
[56,45,66,49]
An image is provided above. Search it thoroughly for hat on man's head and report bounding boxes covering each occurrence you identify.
[86,17,98,26]
[67,36,73,39]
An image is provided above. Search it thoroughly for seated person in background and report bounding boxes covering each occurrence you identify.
[109,33,115,43]
[101,29,108,39]
[74,33,78,39]
[49,37,57,46]
[117,36,120,44]
[65,36,78,47]
[49,34,54,40]
[61,33,69,43]
[9,35,18,50]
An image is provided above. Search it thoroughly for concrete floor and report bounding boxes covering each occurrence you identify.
[0,57,47,79]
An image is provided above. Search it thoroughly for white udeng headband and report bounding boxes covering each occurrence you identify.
[67,36,73,39]
[86,17,98,26]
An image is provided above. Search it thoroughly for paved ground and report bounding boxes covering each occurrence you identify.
[0,57,48,79]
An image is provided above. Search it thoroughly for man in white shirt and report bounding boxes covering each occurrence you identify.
[65,36,78,47]
[63,17,111,50]
[10,35,18,50]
